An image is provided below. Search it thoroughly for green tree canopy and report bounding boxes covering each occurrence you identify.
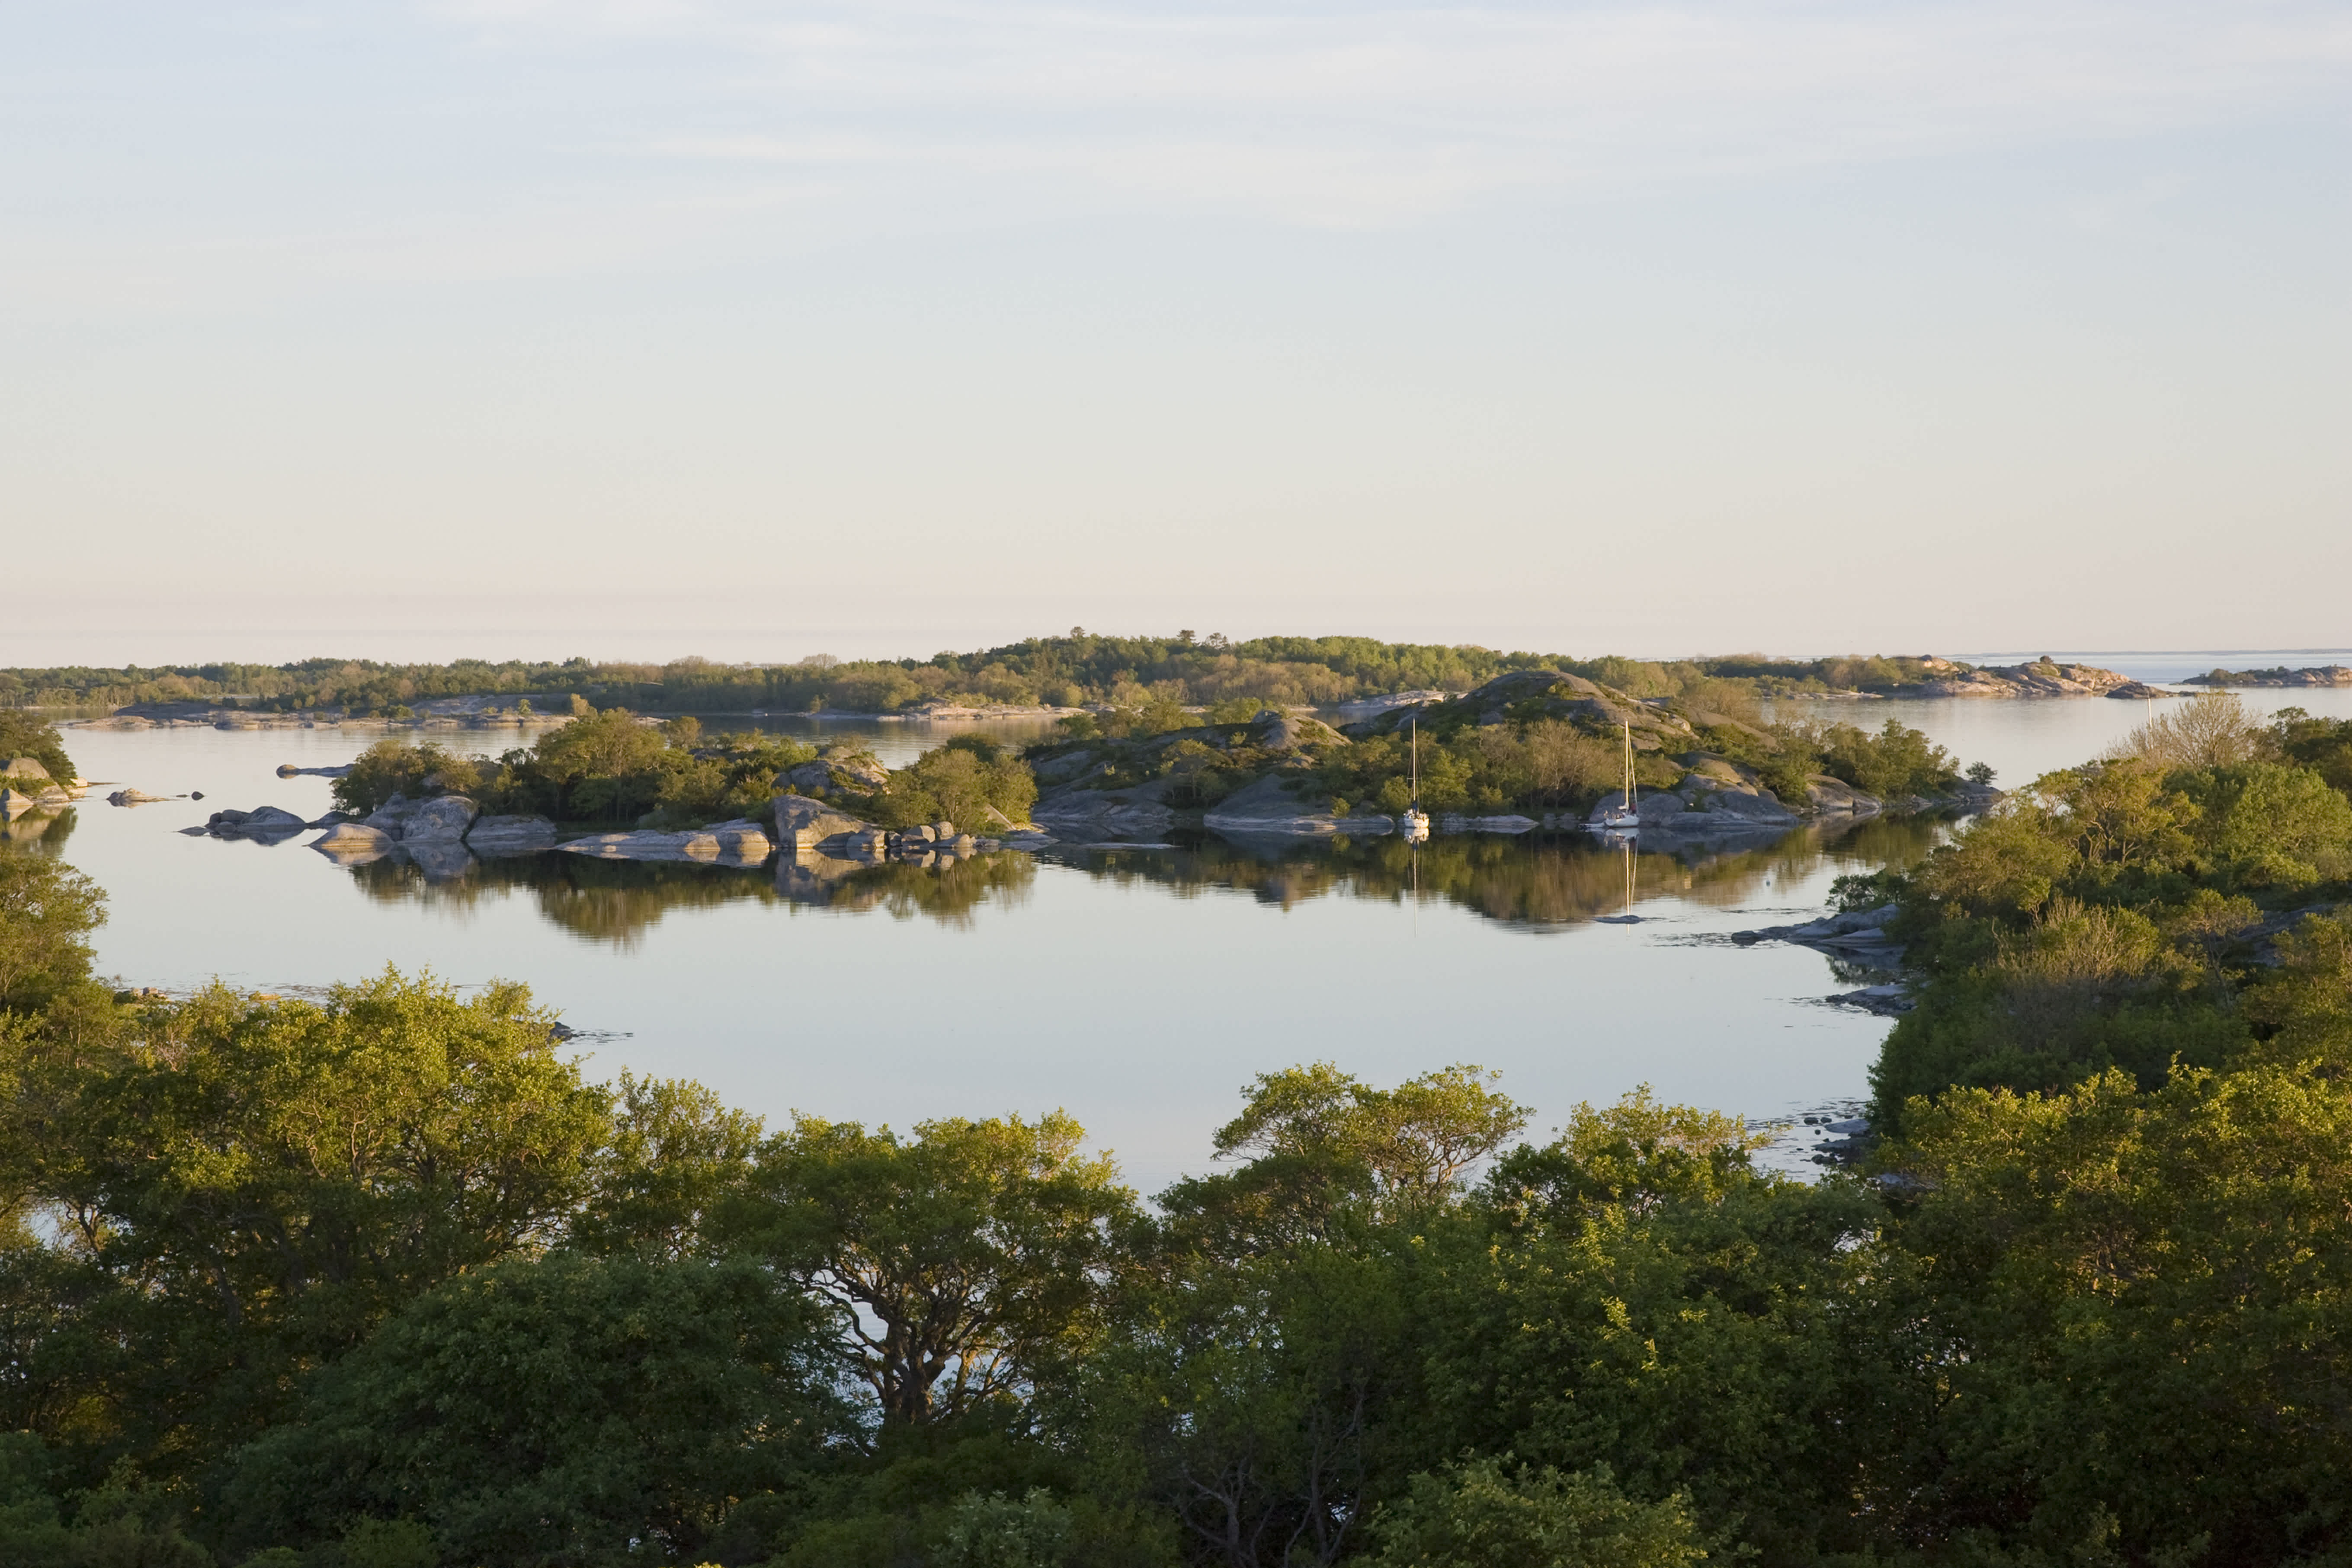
[1366,1459,1703,1568]
[0,854,103,1016]
[0,970,612,1472]
[224,1251,845,1566]
[735,1112,1138,1430]
[1157,1064,1528,1252]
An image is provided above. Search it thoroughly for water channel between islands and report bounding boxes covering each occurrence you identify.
[26,677,2352,1194]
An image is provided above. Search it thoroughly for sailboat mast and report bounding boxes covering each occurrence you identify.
[1410,716,1419,805]
[1623,720,1636,814]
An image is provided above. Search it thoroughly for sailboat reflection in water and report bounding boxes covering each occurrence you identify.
[1594,835,1643,925]
[1590,720,1643,922]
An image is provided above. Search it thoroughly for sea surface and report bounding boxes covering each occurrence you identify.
[14,678,2352,1194]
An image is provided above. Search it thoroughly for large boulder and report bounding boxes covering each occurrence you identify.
[363,794,423,838]
[108,788,172,806]
[776,749,889,795]
[838,827,891,861]
[1,758,51,781]
[1804,775,1881,816]
[309,822,397,865]
[208,805,310,842]
[1673,771,1800,826]
[706,819,773,860]
[399,795,480,842]
[465,814,558,855]
[0,788,43,819]
[774,794,875,850]
[1250,710,1347,752]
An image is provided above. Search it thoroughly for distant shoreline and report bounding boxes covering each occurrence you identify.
[14,637,2349,729]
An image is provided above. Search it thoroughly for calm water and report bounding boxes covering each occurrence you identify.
[21,680,2352,1191]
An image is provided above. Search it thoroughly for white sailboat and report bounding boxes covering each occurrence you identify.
[1400,715,1431,841]
[1595,720,1641,831]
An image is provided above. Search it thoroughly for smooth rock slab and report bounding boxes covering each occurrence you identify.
[465,814,558,855]
[308,822,397,866]
[558,819,772,865]
[1201,775,1381,838]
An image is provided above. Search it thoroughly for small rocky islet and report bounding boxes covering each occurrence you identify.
[132,666,2016,886]
[1025,668,1993,844]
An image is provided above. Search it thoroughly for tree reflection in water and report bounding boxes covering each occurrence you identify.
[1047,815,1949,929]
[340,815,1951,943]
[348,848,1038,947]
[0,807,77,858]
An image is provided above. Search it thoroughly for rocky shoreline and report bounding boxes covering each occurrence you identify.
[2182,663,2352,688]
[0,755,90,835]
[1887,657,2177,699]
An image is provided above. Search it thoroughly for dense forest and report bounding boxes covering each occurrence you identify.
[2,698,2351,1566]
[1855,700,2352,1119]
[0,637,1955,717]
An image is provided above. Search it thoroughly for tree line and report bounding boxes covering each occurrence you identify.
[0,638,1959,717]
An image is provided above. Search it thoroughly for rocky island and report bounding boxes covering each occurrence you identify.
[1021,668,1988,843]
[2185,662,2352,688]
[1889,655,2175,699]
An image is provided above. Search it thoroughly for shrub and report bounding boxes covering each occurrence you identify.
[1367,1459,1704,1568]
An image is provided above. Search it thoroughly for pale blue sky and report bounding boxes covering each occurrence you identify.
[4,1,2349,663]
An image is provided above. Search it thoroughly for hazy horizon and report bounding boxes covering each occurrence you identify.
[5,627,2350,678]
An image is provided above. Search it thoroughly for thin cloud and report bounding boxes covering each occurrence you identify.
[435,0,2352,222]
